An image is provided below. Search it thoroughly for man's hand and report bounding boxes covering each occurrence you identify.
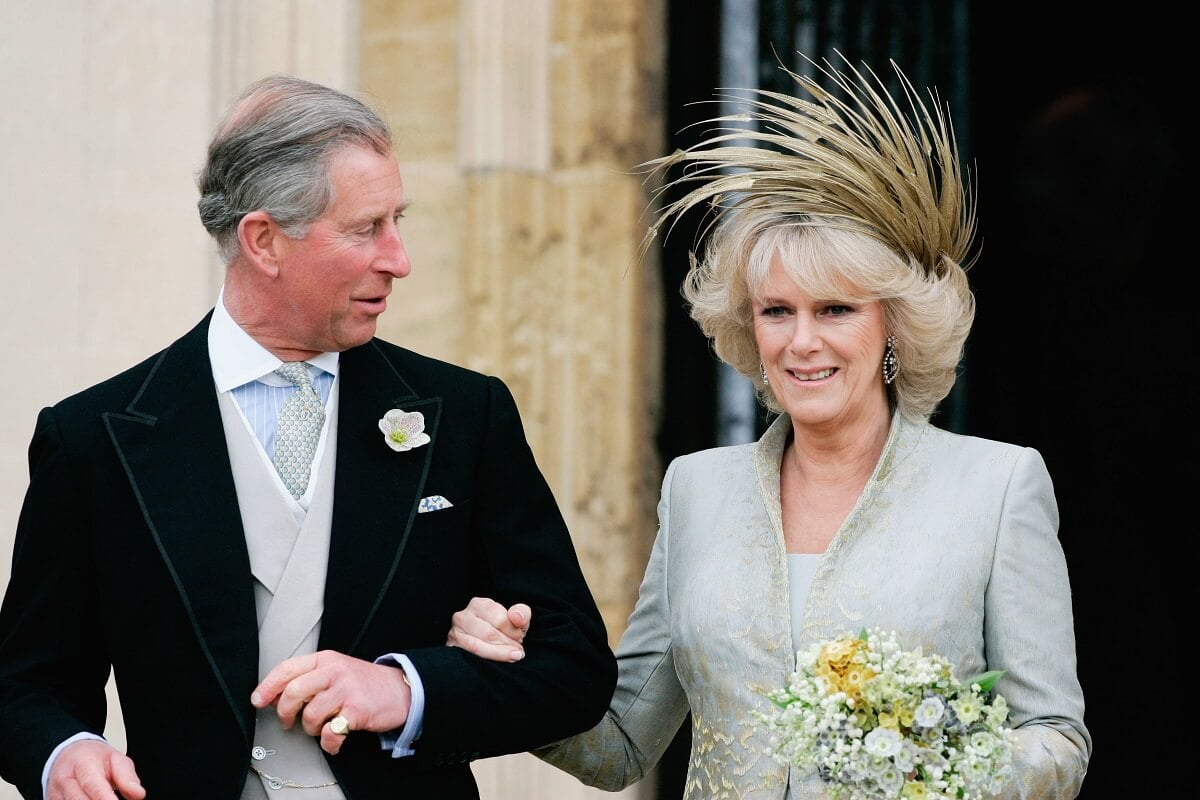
[252,650,411,755]
[446,596,531,662]
[47,739,144,800]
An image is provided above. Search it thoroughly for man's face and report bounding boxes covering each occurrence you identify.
[272,144,410,356]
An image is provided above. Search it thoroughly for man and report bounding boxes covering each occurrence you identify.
[0,74,615,799]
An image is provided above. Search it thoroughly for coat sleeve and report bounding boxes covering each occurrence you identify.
[986,446,1092,798]
[531,458,690,790]
[0,407,112,797]
[398,376,617,764]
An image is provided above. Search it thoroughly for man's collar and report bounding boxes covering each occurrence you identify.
[207,287,340,392]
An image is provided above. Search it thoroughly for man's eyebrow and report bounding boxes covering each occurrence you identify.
[347,199,410,227]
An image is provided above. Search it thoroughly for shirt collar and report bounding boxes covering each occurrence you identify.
[208,288,340,393]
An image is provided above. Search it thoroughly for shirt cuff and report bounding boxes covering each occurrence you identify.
[44,732,107,798]
[373,653,425,758]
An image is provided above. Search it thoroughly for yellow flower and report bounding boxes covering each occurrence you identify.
[819,636,863,673]
[841,665,876,702]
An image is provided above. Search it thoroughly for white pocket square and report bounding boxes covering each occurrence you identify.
[418,495,453,513]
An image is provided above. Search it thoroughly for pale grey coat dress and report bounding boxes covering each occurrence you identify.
[535,411,1092,799]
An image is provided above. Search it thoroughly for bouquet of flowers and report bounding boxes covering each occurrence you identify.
[753,628,1014,799]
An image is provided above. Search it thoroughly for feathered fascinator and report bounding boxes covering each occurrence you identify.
[641,51,977,276]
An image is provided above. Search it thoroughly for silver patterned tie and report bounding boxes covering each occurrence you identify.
[273,362,325,500]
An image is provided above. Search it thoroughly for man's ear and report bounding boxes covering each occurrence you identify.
[237,211,280,277]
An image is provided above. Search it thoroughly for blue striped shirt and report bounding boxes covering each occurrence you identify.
[207,295,338,460]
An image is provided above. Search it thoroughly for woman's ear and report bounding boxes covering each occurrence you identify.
[237,211,280,278]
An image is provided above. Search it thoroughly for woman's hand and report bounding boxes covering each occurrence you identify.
[446,596,531,663]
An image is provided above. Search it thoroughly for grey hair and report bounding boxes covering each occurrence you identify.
[197,73,393,264]
[684,210,975,423]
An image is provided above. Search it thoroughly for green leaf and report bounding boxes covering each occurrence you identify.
[965,669,1006,692]
[858,628,869,641]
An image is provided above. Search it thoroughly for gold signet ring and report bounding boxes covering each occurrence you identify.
[330,714,351,736]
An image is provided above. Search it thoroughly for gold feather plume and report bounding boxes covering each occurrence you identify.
[641,51,977,275]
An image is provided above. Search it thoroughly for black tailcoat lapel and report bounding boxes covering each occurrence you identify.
[102,315,258,738]
[321,340,441,654]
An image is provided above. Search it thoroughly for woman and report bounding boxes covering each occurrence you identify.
[448,54,1091,799]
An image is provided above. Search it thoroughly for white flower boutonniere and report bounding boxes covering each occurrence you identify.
[378,409,431,452]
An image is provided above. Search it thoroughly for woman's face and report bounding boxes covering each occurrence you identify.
[752,254,890,432]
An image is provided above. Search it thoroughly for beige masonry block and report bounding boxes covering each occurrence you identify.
[551,172,662,632]
[549,0,641,39]
[360,1,459,163]
[548,7,665,170]
[457,0,552,173]
[210,0,358,98]
[374,162,467,365]
[457,168,660,638]
[361,0,456,32]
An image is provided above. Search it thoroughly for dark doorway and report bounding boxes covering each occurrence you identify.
[965,6,1185,799]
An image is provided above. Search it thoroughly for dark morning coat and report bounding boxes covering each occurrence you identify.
[0,312,616,799]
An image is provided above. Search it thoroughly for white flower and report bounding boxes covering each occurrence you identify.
[914,696,946,728]
[863,727,902,758]
[378,409,431,452]
[752,628,1014,800]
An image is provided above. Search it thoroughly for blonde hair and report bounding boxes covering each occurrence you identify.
[644,53,978,422]
[685,212,973,421]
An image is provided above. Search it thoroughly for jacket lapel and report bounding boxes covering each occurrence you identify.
[102,313,258,738]
[321,340,440,654]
